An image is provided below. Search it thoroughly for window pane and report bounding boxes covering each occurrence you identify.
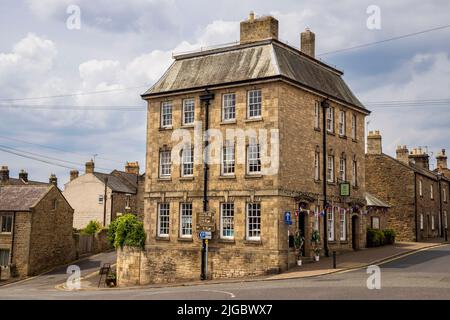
[182,148,193,176]
[222,94,236,121]
[247,203,261,240]
[221,203,234,238]
[222,143,235,175]
[160,150,171,177]
[247,144,261,173]
[0,249,10,266]
[180,203,193,237]
[327,207,334,240]
[248,90,262,118]
[183,99,195,125]
[158,203,170,236]
[161,102,172,127]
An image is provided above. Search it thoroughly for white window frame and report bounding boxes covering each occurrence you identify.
[159,149,171,178]
[157,203,170,237]
[444,211,448,229]
[314,151,320,181]
[339,208,347,241]
[0,215,13,233]
[246,203,261,241]
[181,147,194,177]
[222,93,236,121]
[419,180,423,196]
[444,187,447,202]
[326,107,335,133]
[247,90,262,119]
[182,98,195,126]
[352,160,358,187]
[98,195,104,205]
[371,216,380,230]
[179,203,193,238]
[420,213,424,230]
[327,207,335,241]
[161,101,173,128]
[313,205,320,232]
[430,184,434,200]
[125,194,131,209]
[339,157,346,182]
[431,215,435,230]
[314,101,320,129]
[351,114,356,139]
[0,249,10,266]
[220,203,235,239]
[338,110,346,136]
[247,143,261,174]
[221,142,235,176]
[327,155,334,183]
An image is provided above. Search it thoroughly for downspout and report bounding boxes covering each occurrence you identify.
[414,172,419,242]
[438,174,443,237]
[9,212,16,265]
[321,99,330,257]
[103,177,108,226]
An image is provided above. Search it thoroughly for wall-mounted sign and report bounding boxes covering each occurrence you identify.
[284,211,292,225]
[196,210,216,232]
[199,231,212,240]
[340,182,351,197]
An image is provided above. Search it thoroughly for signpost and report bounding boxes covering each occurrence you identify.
[197,210,216,280]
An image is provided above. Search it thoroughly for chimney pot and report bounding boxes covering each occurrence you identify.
[0,166,9,182]
[396,145,410,164]
[19,169,28,182]
[367,130,382,154]
[125,161,140,175]
[49,173,58,187]
[70,169,79,181]
[437,148,448,171]
[85,160,95,174]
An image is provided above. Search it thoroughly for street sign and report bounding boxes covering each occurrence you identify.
[199,231,212,240]
[340,182,351,197]
[196,210,216,232]
[284,211,292,225]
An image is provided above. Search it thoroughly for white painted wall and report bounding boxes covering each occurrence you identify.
[63,173,113,229]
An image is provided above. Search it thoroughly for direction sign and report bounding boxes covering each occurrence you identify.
[196,210,216,232]
[199,231,212,240]
[284,211,292,225]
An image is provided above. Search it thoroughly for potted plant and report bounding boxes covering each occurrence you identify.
[105,271,117,287]
[293,230,305,266]
[311,230,321,262]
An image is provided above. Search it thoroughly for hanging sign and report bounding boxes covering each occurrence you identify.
[340,182,351,197]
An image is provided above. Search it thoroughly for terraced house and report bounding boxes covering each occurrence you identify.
[120,13,370,285]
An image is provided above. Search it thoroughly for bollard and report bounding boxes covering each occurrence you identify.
[333,251,337,269]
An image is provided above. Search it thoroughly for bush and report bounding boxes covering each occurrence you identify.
[81,220,102,235]
[383,229,396,245]
[107,214,146,249]
[367,228,385,247]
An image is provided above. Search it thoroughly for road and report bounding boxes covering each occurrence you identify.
[0,244,449,300]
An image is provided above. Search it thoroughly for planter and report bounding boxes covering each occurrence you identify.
[297,260,302,266]
[105,278,117,287]
[314,255,320,262]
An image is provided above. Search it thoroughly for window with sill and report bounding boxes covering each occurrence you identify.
[351,114,356,139]
[314,151,320,181]
[339,157,346,182]
[444,211,448,229]
[326,106,335,133]
[159,149,171,178]
[327,155,334,183]
[180,203,193,238]
[247,89,262,119]
[125,194,131,209]
[314,101,320,129]
[327,207,335,241]
[430,185,434,200]
[182,98,195,125]
[98,195,104,205]
[247,143,261,174]
[161,101,173,128]
[338,110,346,136]
[431,215,435,230]
[339,208,347,240]
[222,93,236,121]
[443,188,447,202]
[313,205,320,232]
[246,203,261,241]
[220,203,235,239]
[1,215,13,233]
[0,249,10,266]
[352,159,358,187]
[181,147,194,177]
[158,203,170,237]
[420,213,424,230]
[222,142,235,176]
[419,179,423,196]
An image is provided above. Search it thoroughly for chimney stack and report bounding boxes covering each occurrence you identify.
[0,166,9,182]
[125,161,140,175]
[409,147,430,170]
[396,145,409,164]
[436,149,448,171]
[70,169,79,181]
[19,169,28,182]
[301,28,315,58]
[49,173,58,187]
[367,130,382,155]
[85,160,95,174]
[240,12,278,44]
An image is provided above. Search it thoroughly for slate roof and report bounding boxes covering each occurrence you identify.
[142,39,366,111]
[111,170,139,189]
[1,178,48,186]
[93,172,136,194]
[0,185,51,211]
[365,192,391,208]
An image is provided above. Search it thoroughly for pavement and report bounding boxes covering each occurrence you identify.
[0,240,448,299]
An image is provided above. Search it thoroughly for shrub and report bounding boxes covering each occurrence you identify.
[108,214,146,249]
[81,220,102,235]
[367,228,385,247]
[383,229,396,245]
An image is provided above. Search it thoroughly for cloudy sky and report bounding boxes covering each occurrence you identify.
[0,0,449,186]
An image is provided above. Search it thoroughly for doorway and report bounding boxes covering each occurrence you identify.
[352,215,359,250]
[298,209,306,256]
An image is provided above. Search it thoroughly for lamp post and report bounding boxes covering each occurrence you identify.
[321,99,330,257]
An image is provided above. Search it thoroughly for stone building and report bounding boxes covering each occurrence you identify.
[0,184,75,278]
[63,161,144,229]
[366,131,450,241]
[365,192,390,230]
[0,166,49,186]
[120,13,370,285]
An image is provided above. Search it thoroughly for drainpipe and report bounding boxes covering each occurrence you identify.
[10,212,16,265]
[414,172,419,242]
[437,173,444,238]
[199,90,215,280]
[321,99,330,257]
[103,177,108,226]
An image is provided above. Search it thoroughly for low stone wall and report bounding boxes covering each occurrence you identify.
[117,245,283,287]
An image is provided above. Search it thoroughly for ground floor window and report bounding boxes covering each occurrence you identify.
[313,206,320,232]
[420,214,424,230]
[1,214,13,233]
[339,208,347,240]
[220,203,235,239]
[445,211,448,229]
[327,207,334,241]
[0,249,9,266]
[246,203,261,241]
[158,203,170,237]
[180,203,193,237]
[371,216,380,230]
[431,215,435,230]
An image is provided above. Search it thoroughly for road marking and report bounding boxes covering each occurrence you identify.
[199,289,236,298]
